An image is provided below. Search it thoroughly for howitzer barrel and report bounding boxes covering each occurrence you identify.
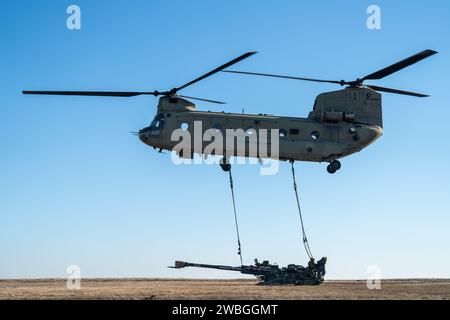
[171,261,242,272]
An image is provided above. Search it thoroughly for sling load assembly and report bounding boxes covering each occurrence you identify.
[171,159,327,285]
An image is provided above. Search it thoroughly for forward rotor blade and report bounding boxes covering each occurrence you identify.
[362,49,437,81]
[22,91,161,97]
[222,70,345,85]
[175,51,257,92]
[177,95,226,104]
[367,85,429,97]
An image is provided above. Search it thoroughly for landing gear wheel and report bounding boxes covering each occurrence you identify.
[327,164,336,174]
[331,160,341,171]
[327,160,341,174]
[220,157,231,172]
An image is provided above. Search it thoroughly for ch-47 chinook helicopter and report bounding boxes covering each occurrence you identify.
[23,49,437,174]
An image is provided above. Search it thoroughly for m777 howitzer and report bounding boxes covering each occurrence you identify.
[170,257,327,285]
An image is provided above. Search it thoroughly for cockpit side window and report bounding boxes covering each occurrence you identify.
[144,114,166,136]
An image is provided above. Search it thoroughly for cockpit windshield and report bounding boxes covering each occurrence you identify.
[143,114,166,136]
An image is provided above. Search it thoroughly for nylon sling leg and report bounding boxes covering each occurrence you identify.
[228,168,243,266]
[290,160,314,260]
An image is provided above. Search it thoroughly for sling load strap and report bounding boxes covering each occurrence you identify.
[228,168,243,266]
[290,161,314,260]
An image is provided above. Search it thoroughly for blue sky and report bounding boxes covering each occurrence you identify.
[1,1,449,279]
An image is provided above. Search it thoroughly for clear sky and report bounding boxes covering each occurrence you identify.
[1,1,449,280]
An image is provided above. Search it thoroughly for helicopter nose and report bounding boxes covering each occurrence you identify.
[138,130,148,143]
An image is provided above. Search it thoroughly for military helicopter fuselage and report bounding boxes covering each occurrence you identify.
[23,49,436,173]
[139,86,383,168]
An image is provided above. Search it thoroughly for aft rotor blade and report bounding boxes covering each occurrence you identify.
[22,91,161,97]
[222,70,345,85]
[367,85,429,97]
[175,51,257,92]
[362,49,437,81]
[177,95,226,104]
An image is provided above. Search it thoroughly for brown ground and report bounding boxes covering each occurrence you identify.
[0,279,449,300]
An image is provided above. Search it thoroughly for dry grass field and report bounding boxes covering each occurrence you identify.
[0,279,449,300]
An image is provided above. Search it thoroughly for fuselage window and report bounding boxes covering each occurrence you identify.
[213,124,222,133]
[279,129,287,138]
[180,122,189,130]
[245,126,256,136]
